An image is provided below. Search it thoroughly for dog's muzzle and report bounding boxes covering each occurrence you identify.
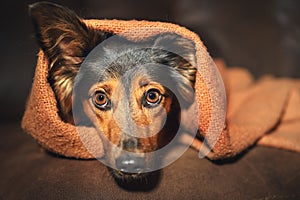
[116,153,145,173]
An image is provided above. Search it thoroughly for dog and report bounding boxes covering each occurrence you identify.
[29,2,198,182]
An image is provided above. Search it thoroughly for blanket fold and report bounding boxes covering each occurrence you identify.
[22,19,300,160]
[208,60,300,159]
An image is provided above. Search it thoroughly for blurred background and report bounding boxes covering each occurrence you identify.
[1,0,299,123]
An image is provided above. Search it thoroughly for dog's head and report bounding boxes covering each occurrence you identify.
[30,2,197,181]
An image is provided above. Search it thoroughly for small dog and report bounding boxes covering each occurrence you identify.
[29,2,197,182]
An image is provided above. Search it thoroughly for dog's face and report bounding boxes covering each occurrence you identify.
[82,67,175,179]
[85,74,173,152]
[30,2,196,181]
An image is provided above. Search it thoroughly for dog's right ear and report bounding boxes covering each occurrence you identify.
[29,2,110,68]
[29,2,112,123]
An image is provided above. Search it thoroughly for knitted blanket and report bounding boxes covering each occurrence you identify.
[22,19,300,160]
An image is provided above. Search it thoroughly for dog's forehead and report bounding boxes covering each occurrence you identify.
[86,41,154,80]
[76,34,185,98]
[76,48,161,97]
[108,66,153,95]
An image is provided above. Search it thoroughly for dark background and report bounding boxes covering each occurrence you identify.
[1,0,300,122]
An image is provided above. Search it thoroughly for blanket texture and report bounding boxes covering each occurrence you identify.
[22,19,300,160]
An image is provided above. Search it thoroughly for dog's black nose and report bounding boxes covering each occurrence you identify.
[116,153,145,173]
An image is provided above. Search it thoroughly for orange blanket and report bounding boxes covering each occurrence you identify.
[207,60,300,159]
[22,19,300,160]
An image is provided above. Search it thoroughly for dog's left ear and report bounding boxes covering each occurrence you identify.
[152,33,197,107]
[152,33,197,68]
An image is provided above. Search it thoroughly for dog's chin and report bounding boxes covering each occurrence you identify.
[108,168,161,191]
[109,168,151,183]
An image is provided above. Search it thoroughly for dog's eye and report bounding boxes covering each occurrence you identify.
[92,91,110,110]
[144,89,162,107]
